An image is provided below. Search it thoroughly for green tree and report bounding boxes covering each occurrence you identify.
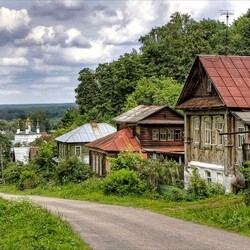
[123,76,182,111]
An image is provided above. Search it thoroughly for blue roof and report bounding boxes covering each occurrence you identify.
[55,123,116,143]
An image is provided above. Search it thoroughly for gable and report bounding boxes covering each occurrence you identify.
[176,55,250,110]
[139,106,183,124]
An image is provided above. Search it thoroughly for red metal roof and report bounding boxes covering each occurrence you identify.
[200,55,250,108]
[85,128,144,153]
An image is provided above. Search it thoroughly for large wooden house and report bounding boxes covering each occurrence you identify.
[176,55,250,193]
[86,105,184,176]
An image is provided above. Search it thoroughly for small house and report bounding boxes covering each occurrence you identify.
[55,122,116,164]
[86,105,184,176]
[176,55,250,193]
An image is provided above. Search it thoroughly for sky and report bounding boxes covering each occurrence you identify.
[0,0,249,105]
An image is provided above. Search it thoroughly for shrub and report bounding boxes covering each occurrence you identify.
[103,169,144,196]
[17,170,43,190]
[159,185,186,202]
[137,159,183,191]
[3,162,23,184]
[188,168,224,200]
[110,151,143,172]
[56,157,93,185]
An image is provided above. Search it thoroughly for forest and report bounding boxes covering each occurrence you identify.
[72,11,250,127]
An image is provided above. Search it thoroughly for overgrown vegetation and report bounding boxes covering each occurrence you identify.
[0,198,89,249]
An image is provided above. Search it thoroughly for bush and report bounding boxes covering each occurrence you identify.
[137,159,183,191]
[103,169,144,196]
[188,168,224,200]
[159,185,186,202]
[17,170,43,190]
[56,157,93,185]
[110,151,143,172]
[3,162,23,184]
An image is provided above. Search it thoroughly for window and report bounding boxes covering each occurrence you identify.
[174,129,181,141]
[160,129,167,141]
[206,171,212,183]
[238,127,245,148]
[75,146,81,156]
[167,129,174,141]
[215,122,223,145]
[193,118,200,143]
[152,129,159,141]
[207,79,212,93]
[205,121,211,144]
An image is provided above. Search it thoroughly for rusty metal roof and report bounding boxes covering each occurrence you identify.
[55,123,116,143]
[85,128,145,152]
[177,97,224,110]
[201,55,250,108]
[113,105,168,123]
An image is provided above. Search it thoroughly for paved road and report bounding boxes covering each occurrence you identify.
[0,193,250,250]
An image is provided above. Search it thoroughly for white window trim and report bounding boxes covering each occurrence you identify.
[237,127,245,148]
[75,145,81,156]
[215,121,223,146]
[167,129,174,141]
[160,129,167,141]
[152,129,159,141]
[204,120,212,145]
[193,117,200,144]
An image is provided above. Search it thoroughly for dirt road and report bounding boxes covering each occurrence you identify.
[0,193,249,250]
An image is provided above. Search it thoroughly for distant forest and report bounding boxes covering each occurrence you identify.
[0,103,76,120]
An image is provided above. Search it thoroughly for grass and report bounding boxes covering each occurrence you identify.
[0,198,90,250]
[0,178,250,236]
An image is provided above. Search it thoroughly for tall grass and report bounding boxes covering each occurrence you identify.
[0,198,90,249]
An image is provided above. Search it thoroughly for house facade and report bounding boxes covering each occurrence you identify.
[55,122,116,164]
[176,55,250,193]
[86,105,184,176]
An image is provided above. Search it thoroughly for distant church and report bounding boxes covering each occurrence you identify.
[13,118,42,163]
[14,118,41,145]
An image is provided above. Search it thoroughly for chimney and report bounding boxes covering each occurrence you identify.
[91,120,98,128]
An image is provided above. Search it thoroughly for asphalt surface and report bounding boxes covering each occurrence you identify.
[0,193,250,250]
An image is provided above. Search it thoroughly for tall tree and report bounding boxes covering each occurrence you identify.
[123,76,182,111]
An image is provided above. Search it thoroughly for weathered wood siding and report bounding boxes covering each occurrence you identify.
[139,125,184,147]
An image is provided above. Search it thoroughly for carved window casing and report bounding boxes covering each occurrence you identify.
[175,129,181,141]
[193,116,200,144]
[214,116,224,146]
[204,117,211,145]
[237,127,245,148]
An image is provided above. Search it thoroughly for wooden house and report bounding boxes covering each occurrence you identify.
[55,122,116,164]
[176,55,250,193]
[86,105,184,176]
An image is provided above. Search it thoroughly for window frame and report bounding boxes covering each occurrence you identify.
[215,121,223,146]
[75,145,81,156]
[160,128,167,141]
[174,129,181,141]
[204,120,212,145]
[167,129,174,141]
[193,117,200,144]
[237,127,245,148]
[152,129,159,141]
[205,171,212,183]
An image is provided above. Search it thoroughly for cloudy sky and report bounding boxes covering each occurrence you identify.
[0,0,249,104]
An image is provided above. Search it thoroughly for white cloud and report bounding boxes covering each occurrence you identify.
[0,57,28,66]
[31,83,60,90]
[0,7,30,32]
[0,89,21,95]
